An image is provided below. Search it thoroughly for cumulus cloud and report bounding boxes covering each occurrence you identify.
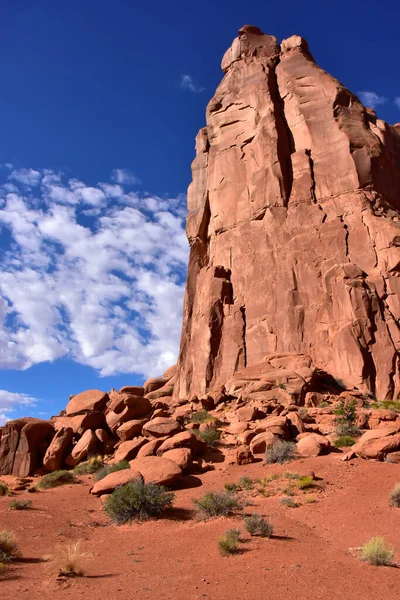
[180,74,204,94]
[394,97,400,110]
[0,168,188,378]
[357,91,387,109]
[111,168,141,186]
[0,389,38,425]
[8,168,42,187]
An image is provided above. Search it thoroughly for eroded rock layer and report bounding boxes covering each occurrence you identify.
[175,26,400,401]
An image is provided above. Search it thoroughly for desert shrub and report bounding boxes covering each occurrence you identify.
[243,514,273,537]
[0,482,10,497]
[37,470,76,490]
[389,483,400,508]
[94,460,130,482]
[194,491,242,519]
[320,401,329,408]
[360,537,395,566]
[371,400,400,412]
[334,399,359,437]
[296,476,315,490]
[265,441,296,464]
[190,410,214,424]
[238,476,254,491]
[334,435,356,448]
[282,471,300,480]
[279,496,298,508]
[218,529,240,556]
[73,456,104,475]
[57,541,85,577]
[9,500,32,511]
[104,480,174,524]
[224,482,238,493]
[197,427,221,446]
[282,486,294,496]
[0,531,20,562]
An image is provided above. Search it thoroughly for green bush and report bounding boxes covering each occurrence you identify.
[197,427,221,446]
[74,456,104,475]
[190,410,214,424]
[279,496,298,508]
[238,476,254,491]
[37,470,76,489]
[224,482,238,493]
[9,500,32,511]
[0,531,20,563]
[334,436,356,448]
[296,475,315,490]
[104,480,174,524]
[194,491,242,519]
[334,399,359,437]
[243,514,273,537]
[218,529,240,556]
[265,441,296,464]
[94,460,130,481]
[370,400,400,412]
[389,483,400,508]
[0,482,10,497]
[360,537,395,566]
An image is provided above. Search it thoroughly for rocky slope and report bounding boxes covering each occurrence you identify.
[174,25,400,402]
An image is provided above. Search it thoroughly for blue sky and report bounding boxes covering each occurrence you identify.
[0,0,399,423]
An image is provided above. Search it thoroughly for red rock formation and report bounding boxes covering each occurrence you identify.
[175,25,400,401]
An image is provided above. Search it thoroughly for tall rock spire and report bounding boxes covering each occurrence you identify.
[175,26,400,401]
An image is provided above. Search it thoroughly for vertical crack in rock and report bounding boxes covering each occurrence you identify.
[240,306,247,367]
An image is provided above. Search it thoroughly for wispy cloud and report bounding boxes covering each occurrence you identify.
[357,91,387,109]
[394,97,400,110]
[8,167,41,187]
[111,168,141,186]
[180,74,204,94]
[0,166,188,379]
[0,389,38,425]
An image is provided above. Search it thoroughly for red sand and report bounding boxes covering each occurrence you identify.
[1,454,400,600]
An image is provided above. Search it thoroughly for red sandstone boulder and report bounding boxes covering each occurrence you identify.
[116,419,147,441]
[136,437,167,458]
[142,418,183,439]
[143,377,169,395]
[250,431,280,454]
[113,438,148,462]
[296,434,331,457]
[43,427,74,472]
[90,468,142,496]
[53,412,104,435]
[0,418,55,476]
[156,431,197,455]
[236,445,254,465]
[119,386,144,396]
[129,456,182,486]
[65,429,98,467]
[65,390,108,416]
[107,391,151,417]
[162,448,192,471]
[351,423,400,460]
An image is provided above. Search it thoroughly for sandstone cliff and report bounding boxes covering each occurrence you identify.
[175,25,400,401]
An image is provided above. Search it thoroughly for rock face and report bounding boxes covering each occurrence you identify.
[0,418,55,477]
[174,25,400,401]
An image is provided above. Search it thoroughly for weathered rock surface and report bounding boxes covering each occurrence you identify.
[129,456,182,486]
[142,418,183,439]
[351,422,400,460]
[43,427,74,472]
[113,437,148,462]
[65,390,109,416]
[90,468,143,496]
[65,429,98,467]
[0,418,55,477]
[174,24,400,402]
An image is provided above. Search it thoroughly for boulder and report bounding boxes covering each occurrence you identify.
[116,419,147,441]
[142,418,183,439]
[351,423,400,460]
[65,429,98,467]
[53,412,104,435]
[250,431,280,454]
[43,427,74,472]
[65,390,108,416]
[136,437,168,458]
[129,456,182,486]
[113,438,148,462]
[236,445,254,465]
[162,448,192,471]
[296,434,331,457]
[254,416,290,439]
[90,468,142,496]
[119,386,144,397]
[107,391,151,417]
[94,428,116,454]
[143,377,169,395]
[156,431,199,455]
[287,412,305,437]
[0,418,55,476]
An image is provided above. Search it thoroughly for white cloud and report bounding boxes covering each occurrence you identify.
[8,168,41,187]
[357,91,387,109]
[180,74,204,94]
[0,389,38,425]
[0,168,188,379]
[394,97,400,110]
[111,168,141,186]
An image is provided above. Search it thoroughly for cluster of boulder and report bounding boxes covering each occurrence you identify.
[1,353,400,488]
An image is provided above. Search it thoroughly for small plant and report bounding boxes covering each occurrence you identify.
[224,482,238,493]
[243,514,273,537]
[389,483,400,508]
[305,496,316,504]
[334,435,356,448]
[190,410,214,424]
[360,536,395,566]
[238,476,254,491]
[104,480,175,524]
[370,400,400,412]
[37,470,77,490]
[282,486,294,496]
[296,476,315,490]
[298,407,308,419]
[0,531,20,562]
[218,529,240,556]
[265,441,296,464]
[197,427,221,446]
[334,399,359,436]
[282,471,300,480]
[320,401,329,408]
[74,456,104,475]
[94,460,130,481]
[0,482,10,497]
[57,541,85,577]
[9,500,32,511]
[279,496,298,508]
[194,491,242,519]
